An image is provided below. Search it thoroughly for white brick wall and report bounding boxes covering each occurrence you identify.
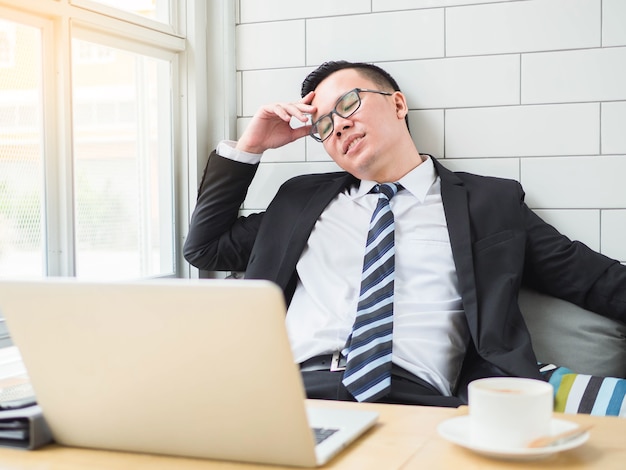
[235,0,626,262]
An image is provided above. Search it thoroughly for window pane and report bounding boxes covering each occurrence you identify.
[0,19,45,278]
[85,0,170,24]
[72,39,174,279]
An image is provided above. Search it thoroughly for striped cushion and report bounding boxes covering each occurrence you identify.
[542,365,626,417]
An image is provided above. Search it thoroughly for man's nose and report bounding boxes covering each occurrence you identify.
[333,113,352,137]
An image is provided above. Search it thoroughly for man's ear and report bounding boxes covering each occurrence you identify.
[393,91,408,120]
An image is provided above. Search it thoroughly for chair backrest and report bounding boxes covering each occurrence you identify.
[519,287,626,378]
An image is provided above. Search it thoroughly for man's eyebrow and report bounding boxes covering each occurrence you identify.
[313,90,350,119]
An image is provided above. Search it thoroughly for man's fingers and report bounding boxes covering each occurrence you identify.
[267,99,316,124]
[291,125,313,140]
[271,103,293,122]
[301,90,315,104]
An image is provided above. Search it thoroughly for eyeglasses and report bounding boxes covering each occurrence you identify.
[309,88,393,142]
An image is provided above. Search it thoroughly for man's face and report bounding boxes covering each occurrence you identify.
[311,69,407,181]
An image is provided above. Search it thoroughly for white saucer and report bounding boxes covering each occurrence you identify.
[437,416,589,461]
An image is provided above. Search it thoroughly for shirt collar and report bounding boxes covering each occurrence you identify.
[353,154,437,204]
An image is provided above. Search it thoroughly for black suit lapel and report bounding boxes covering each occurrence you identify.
[289,172,358,248]
[432,158,479,339]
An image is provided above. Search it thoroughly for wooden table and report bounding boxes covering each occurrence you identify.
[0,399,624,469]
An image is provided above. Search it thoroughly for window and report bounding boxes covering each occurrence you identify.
[82,0,171,24]
[0,0,202,280]
[71,35,175,278]
[0,19,16,67]
[0,16,44,278]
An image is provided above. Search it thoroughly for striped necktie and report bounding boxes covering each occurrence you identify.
[342,182,402,402]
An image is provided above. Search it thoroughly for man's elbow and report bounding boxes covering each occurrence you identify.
[182,237,213,271]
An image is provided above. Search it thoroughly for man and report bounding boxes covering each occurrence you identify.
[184,61,626,407]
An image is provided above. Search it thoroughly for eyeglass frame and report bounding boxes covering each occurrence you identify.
[309,88,393,143]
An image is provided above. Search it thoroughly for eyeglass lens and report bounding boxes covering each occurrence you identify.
[313,90,361,142]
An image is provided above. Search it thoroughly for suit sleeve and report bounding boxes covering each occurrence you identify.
[522,202,626,323]
[183,151,263,272]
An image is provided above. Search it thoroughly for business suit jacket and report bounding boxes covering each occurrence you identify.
[184,151,626,396]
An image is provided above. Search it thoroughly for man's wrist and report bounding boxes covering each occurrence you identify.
[235,140,267,155]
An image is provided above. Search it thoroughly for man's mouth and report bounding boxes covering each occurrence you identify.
[344,136,363,154]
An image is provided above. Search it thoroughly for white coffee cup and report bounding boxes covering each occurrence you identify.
[468,377,553,449]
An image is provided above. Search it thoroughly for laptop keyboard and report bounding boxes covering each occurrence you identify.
[313,427,339,445]
[0,382,36,409]
[0,382,34,401]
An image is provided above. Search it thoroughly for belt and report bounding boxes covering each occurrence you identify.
[300,351,346,372]
[299,355,441,394]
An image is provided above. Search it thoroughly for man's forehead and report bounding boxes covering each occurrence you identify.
[312,72,375,110]
[312,87,351,109]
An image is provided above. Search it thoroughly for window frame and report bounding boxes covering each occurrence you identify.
[71,0,182,37]
[0,0,234,279]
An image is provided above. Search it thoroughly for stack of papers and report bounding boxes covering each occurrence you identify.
[0,346,51,449]
[0,404,51,449]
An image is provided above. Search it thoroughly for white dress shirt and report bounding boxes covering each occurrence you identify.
[216,141,469,395]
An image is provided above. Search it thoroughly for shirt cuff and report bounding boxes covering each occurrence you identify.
[216,140,262,165]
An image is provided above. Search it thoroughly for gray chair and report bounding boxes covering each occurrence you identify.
[519,287,626,378]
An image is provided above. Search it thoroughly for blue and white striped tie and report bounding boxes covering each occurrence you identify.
[342,182,401,402]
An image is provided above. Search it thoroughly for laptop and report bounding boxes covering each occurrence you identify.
[0,317,37,410]
[0,346,36,410]
[0,278,378,467]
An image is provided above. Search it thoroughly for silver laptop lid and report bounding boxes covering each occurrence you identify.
[0,278,321,466]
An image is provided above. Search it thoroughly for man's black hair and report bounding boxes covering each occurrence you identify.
[301,60,410,131]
